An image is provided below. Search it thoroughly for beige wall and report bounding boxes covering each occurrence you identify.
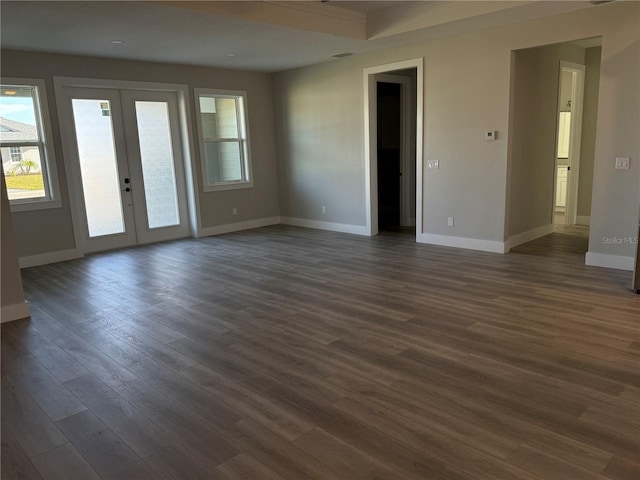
[1,173,28,321]
[588,13,639,259]
[1,50,280,257]
[1,2,638,266]
[274,2,639,259]
[507,43,585,238]
[577,46,601,219]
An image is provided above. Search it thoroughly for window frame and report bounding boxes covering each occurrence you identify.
[1,77,61,211]
[194,88,253,192]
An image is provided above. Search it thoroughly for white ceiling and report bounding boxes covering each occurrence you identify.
[0,1,599,72]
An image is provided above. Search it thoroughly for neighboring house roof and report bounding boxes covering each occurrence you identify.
[0,117,37,142]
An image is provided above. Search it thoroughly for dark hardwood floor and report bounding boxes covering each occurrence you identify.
[2,225,639,479]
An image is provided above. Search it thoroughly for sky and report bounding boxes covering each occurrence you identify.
[0,97,37,125]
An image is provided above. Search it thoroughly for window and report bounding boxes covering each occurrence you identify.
[194,89,252,191]
[1,78,60,210]
[9,146,23,163]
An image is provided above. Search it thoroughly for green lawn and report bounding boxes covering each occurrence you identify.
[5,174,44,191]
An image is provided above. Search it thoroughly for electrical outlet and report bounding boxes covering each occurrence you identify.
[232,207,237,215]
[447,217,454,227]
[615,157,630,170]
[427,160,439,170]
[322,206,326,214]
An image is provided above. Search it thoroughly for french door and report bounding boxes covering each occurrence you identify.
[61,87,189,253]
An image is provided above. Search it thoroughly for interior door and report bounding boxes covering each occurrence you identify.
[63,87,189,253]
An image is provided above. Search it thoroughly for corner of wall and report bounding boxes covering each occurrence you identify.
[1,301,30,323]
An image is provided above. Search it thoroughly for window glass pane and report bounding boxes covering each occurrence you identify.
[204,141,242,183]
[0,86,39,142]
[71,99,125,238]
[134,101,180,229]
[200,97,238,139]
[3,146,46,200]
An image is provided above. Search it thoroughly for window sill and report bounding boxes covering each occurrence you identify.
[203,181,254,193]
[9,199,62,213]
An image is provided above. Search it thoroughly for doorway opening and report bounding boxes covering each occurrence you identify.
[376,74,415,234]
[364,59,423,239]
[506,39,601,256]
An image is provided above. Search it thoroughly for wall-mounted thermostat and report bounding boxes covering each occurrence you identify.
[485,131,497,141]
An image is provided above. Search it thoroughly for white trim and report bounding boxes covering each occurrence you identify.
[52,77,189,92]
[576,215,590,226]
[418,233,507,254]
[9,198,62,212]
[364,58,424,237]
[506,224,554,251]
[196,216,280,238]
[585,252,634,271]
[280,217,368,236]
[19,248,82,268]
[1,301,30,323]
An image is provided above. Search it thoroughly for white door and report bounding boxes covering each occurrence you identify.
[553,62,585,226]
[61,87,189,253]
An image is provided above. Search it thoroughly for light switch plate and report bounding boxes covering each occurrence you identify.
[615,157,630,170]
[427,160,439,170]
[485,131,496,141]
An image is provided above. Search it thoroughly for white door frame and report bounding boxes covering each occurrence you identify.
[553,61,585,225]
[364,58,423,237]
[54,77,199,255]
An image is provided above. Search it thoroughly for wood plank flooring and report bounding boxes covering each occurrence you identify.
[2,225,639,479]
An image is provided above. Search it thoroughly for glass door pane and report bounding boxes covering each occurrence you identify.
[120,89,189,245]
[134,101,180,229]
[71,99,125,237]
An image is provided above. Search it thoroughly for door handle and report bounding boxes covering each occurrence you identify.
[124,187,131,192]
[124,178,130,184]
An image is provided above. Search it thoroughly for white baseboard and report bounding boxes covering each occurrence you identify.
[576,215,591,226]
[19,249,81,269]
[1,301,30,323]
[280,217,369,236]
[585,252,634,271]
[197,216,281,238]
[417,233,507,254]
[506,224,554,251]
